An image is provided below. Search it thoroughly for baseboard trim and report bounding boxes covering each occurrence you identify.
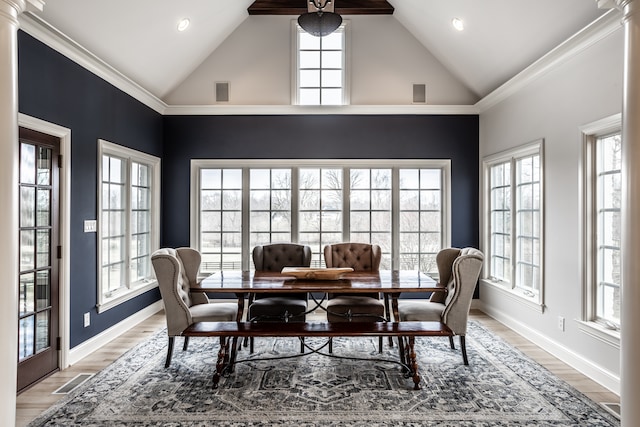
[476,301,620,395]
[68,301,163,366]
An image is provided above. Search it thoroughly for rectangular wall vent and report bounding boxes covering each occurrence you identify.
[215,82,229,103]
[413,84,426,104]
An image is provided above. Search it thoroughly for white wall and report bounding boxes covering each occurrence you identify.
[164,15,477,106]
[479,28,623,392]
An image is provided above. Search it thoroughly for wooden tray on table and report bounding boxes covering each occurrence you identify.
[280,267,353,280]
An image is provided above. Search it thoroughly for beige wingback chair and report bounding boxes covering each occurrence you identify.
[324,242,386,352]
[248,243,312,352]
[397,247,484,365]
[151,247,237,367]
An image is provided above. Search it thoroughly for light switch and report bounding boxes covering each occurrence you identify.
[83,220,97,233]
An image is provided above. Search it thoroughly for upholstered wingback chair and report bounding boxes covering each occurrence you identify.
[151,247,237,367]
[397,247,484,365]
[324,243,386,352]
[248,243,312,353]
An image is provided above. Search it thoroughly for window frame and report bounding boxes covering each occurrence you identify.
[291,19,350,106]
[578,114,621,347]
[481,140,545,312]
[97,139,160,313]
[190,159,451,273]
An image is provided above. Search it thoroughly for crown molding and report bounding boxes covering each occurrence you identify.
[163,104,479,116]
[475,8,622,113]
[18,12,168,114]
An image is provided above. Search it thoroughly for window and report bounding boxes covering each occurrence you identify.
[483,140,544,308]
[98,140,160,312]
[293,22,348,105]
[582,115,621,336]
[191,160,450,273]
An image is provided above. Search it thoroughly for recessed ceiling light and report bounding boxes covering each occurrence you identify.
[177,18,190,32]
[452,18,464,32]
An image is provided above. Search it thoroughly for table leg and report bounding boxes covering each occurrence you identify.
[226,293,246,373]
[392,295,406,367]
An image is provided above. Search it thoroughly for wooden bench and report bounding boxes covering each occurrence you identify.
[181,320,453,389]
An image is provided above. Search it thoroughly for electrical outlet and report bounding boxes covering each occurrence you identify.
[84,312,91,328]
[558,316,565,332]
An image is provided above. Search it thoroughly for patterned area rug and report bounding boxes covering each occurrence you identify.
[29,322,619,426]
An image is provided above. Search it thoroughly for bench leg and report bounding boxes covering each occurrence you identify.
[213,337,229,388]
[407,336,421,390]
[165,336,175,368]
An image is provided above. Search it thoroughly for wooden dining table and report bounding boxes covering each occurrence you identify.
[190,269,446,389]
[195,269,438,320]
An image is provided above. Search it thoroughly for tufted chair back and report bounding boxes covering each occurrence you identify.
[323,243,381,271]
[439,247,484,335]
[253,243,312,272]
[152,247,208,336]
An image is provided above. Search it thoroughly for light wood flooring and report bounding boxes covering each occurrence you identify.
[16,309,620,426]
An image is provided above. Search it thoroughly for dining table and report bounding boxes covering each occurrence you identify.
[190,269,445,389]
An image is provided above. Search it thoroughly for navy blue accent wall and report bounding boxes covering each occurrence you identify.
[18,31,164,348]
[162,115,479,250]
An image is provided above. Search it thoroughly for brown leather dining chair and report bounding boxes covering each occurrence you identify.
[323,242,386,352]
[247,243,312,353]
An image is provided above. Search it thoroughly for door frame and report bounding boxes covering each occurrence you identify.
[18,114,71,370]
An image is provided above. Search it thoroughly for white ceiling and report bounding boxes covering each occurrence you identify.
[28,0,607,102]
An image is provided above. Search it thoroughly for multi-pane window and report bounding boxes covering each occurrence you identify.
[295,24,346,105]
[350,169,392,269]
[299,168,343,266]
[192,160,450,273]
[98,140,160,312]
[584,129,621,329]
[200,169,242,271]
[483,141,543,304]
[250,169,292,248]
[399,169,443,273]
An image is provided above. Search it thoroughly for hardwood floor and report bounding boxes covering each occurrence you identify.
[15,309,620,426]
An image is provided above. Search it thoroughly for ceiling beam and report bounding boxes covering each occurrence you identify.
[248,0,394,16]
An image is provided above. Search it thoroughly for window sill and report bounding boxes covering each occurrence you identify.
[576,320,620,349]
[97,280,158,313]
[479,278,545,313]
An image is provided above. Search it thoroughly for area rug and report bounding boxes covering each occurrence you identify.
[28,322,619,426]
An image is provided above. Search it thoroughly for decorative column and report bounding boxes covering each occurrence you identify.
[0,0,41,425]
[616,0,640,426]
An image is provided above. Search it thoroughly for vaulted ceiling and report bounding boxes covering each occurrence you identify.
[25,0,608,103]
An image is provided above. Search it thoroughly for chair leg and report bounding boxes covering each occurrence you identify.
[449,335,455,349]
[379,336,383,353]
[165,337,175,368]
[460,336,469,365]
[250,337,254,354]
[329,337,333,353]
[300,337,305,353]
[183,336,190,351]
